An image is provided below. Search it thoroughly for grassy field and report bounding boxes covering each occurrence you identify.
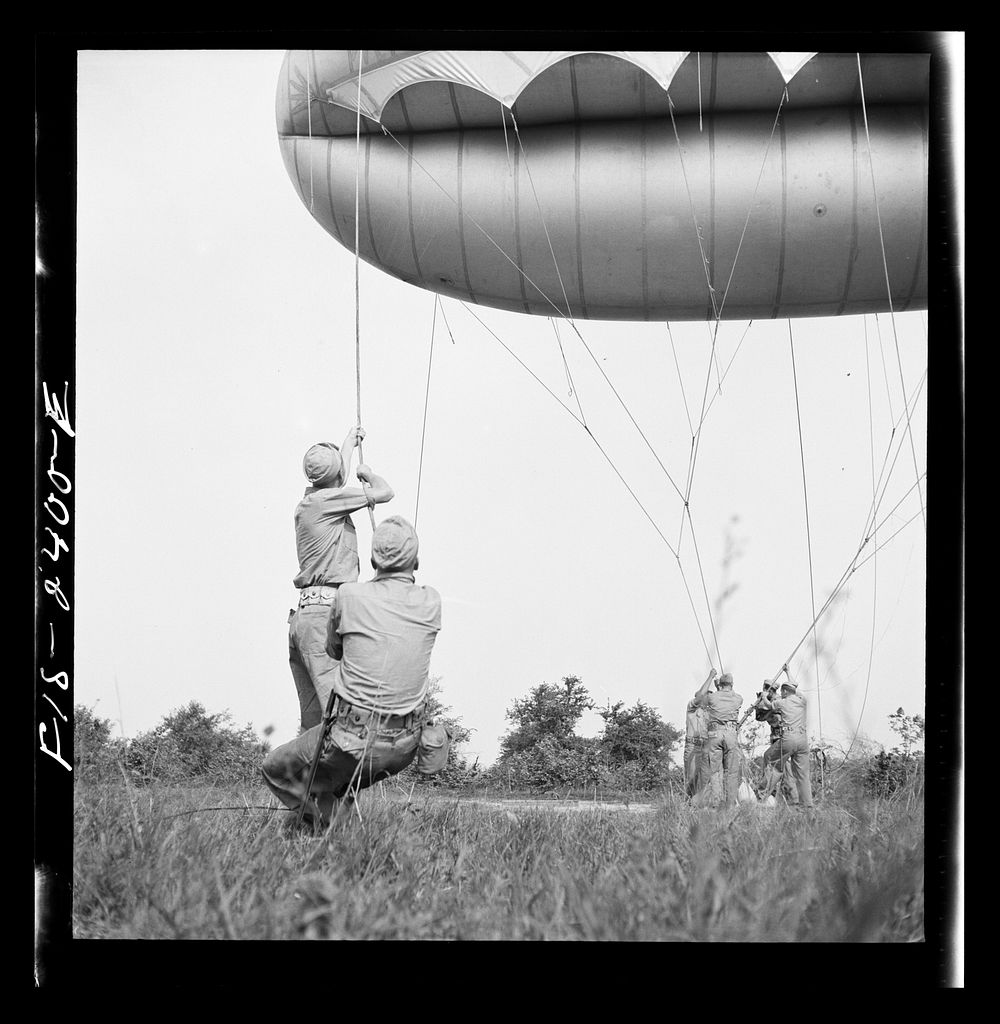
[72,776,924,942]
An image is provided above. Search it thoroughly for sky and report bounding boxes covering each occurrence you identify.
[71,47,949,768]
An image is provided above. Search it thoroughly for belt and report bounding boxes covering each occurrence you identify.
[298,584,341,606]
[708,722,737,732]
[334,699,425,733]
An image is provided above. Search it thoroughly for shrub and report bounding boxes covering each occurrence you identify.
[863,750,924,799]
[121,702,269,786]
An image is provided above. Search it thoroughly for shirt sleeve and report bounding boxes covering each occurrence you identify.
[315,486,372,518]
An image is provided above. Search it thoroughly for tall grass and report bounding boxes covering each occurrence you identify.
[73,781,923,941]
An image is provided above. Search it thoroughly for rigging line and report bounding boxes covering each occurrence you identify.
[460,303,583,426]
[855,367,927,549]
[715,90,787,322]
[701,320,755,423]
[414,294,439,531]
[667,322,695,437]
[512,114,688,501]
[563,320,687,502]
[351,49,375,529]
[873,313,896,422]
[551,317,588,426]
[778,470,927,677]
[781,468,928,674]
[707,321,723,396]
[697,52,703,132]
[870,472,928,539]
[681,89,787,504]
[583,426,680,559]
[676,435,695,553]
[852,508,922,574]
[787,319,823,743]
[677,557,715,665]
[683,310,723,507]
[460,301,679,560]
[861,387,927,551]
[510,112,574,319]
[666,93,719,320]
[845,318,880,761]
[306,63,315,212]
[374,117,686,503]
[500,102,512,178]
[437,296,457,345]
[857,54,926,533]
[683,503,724,670]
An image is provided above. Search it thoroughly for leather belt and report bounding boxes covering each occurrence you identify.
[298,584,340,606]
[335,700,425,733]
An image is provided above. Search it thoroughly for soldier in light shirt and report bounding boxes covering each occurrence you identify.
[262,516,447,831]
[759,673,814,808]
[288,428,395,731]
[693,670,744,807]
[684,668,721,801]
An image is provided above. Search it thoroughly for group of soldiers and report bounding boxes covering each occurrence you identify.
[262,426,816,830]
[683,668,814,809]
[261,427,451,832]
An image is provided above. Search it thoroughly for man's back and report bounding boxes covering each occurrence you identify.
[330,573,442,716]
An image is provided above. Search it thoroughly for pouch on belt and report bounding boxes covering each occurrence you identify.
[416,719,452,775]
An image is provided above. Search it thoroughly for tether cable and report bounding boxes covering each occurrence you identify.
[351,51,376,529]
[857,54,926,534]
[788,319,824,758]
[414,294,439,531]
[844,317,881,760]
[460,301,680,560]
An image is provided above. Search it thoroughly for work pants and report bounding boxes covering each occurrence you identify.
[756,751,797,802]
[700,727,740,807]
[762,732,814,808]
[288,602,340,732]
[685,740,722,801]
[262,711,421,827]
[684,740,701,796]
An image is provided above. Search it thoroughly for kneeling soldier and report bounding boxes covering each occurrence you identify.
[263,516,449,829]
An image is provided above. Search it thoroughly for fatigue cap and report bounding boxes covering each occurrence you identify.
[780,679,798,693]
[303,442,343,487]
[372,515,419,572]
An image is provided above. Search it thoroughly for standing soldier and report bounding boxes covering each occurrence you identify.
[694,670,744,807]
[755,680,796,803]
[289,427,395,732]
[759,669,814,809]
[684,669,722,801]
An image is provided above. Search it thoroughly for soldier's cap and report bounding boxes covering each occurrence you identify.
[303,442,343,487]
[372,515,419,572]
[718,672,734,686]
[780,680,798,692]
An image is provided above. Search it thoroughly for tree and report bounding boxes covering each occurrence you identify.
[485,676,601,792]
[597,700,682,791]
[74,704,126,782]
[888,707,925,756]
[498,675,594,757]
[863,708,925,798]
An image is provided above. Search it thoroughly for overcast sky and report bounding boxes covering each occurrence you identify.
[73,48,938,766]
